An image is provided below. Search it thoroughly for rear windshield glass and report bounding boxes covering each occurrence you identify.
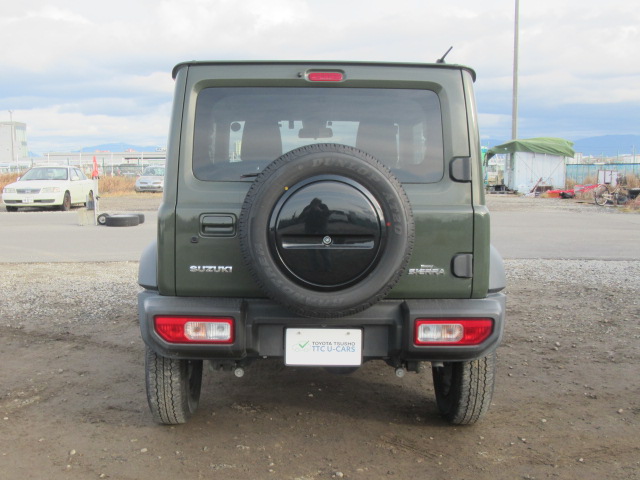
[193,87,443,183]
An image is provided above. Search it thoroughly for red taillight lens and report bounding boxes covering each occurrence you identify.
[414,319,493,346]
[307,71,344,82]
[154,316,234,344]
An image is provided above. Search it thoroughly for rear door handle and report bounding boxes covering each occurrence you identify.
[200,214,236,236]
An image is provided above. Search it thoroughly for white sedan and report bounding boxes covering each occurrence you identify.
[2,165,95,212]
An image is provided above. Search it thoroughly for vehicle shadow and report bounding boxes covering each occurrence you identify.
[196,358,445,427]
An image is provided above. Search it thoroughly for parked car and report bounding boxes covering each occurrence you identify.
[116,164,144,177]
[2,165,94,211]
[135,166,165,192]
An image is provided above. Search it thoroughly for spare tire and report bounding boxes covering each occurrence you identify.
[104,214,140,227]
[239,143,414,318]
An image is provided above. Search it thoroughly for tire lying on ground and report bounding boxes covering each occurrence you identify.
[97,213,110,225]
[238,143,415,318]
[104,214,140,227]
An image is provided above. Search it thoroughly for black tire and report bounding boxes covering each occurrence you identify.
[145,347,203,425]
[60,191,71,211]
[137,213,145,224]
[238,143,414,318]
[104,214,140,227]
[5,206,18,212]
[594,185,609,206]
[432,352,496,425]
[97,213,110,225]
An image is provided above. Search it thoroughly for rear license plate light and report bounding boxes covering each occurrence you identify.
[414,318,493,346]
[154,316,234,344]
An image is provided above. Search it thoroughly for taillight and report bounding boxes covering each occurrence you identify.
[307,71,345,82]
[154,316,234,344]
[414,319,493,346]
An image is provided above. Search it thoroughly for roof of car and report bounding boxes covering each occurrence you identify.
[172,60,476,82]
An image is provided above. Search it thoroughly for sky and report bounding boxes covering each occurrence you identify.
[1,0,639,154]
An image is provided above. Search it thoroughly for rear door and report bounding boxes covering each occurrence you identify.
[173,63,475,299]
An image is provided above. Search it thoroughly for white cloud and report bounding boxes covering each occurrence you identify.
[1,0,639,150]
[26,6,92,24]
[19,103,170,152]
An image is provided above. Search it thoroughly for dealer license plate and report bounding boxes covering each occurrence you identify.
[22,197,33,204]
[285,328,362,366]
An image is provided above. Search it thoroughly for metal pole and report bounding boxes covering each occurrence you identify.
[8,110,16,170]
[512,0,520,141]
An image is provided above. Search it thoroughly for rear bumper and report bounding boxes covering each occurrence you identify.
[139,290,505,365]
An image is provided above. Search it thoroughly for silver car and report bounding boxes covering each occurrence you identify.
[135,166,165,192]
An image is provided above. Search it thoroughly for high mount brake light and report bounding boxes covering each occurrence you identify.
[414,319,493,346]
[307,71,345,82]
[155,316,234,344]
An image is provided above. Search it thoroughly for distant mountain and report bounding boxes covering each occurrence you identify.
[76,136,640,158]
[78,143,166,153]
[482,135,640,158]
[572,135,640,157]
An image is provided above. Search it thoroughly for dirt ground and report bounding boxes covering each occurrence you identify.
[1,196,639,480]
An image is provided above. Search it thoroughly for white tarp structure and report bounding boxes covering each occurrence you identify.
[505,151,567,192]
[486,138,575,193]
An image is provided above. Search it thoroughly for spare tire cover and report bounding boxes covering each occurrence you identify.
[239,143,414,318]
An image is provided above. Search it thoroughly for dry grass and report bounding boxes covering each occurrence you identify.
[97,176,137,195]
[0,173,146,196]
[0,173,20,192]
[0,172,142,196]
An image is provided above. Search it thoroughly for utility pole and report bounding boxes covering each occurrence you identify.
[508,0,520,190]
[511,0,520,141]
[8,110,16,170]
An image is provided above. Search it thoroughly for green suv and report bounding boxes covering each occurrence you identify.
[138,61,506,425]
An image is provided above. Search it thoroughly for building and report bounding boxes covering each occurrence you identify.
[485,137,576,193]
[0,121,28,165]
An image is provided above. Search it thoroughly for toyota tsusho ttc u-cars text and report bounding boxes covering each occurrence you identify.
[138,61,507,426]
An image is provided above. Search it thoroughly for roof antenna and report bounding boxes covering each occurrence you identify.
[437,46,453,64]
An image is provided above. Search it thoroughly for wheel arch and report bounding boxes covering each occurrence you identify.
[139,240,158,290]
[488,244,506,293]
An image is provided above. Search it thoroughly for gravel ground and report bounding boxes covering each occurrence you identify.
[1,194,639,479]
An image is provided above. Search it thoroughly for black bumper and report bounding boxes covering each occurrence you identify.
[138,290,506,364]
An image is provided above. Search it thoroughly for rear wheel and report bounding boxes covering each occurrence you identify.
[145,347,203,425]
[432,352,496,425]
[60,191,71,211]
[594,185,609,206]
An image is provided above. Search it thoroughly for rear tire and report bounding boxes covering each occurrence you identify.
[594,185,609,206]
[432,352,496,425]
[145,347,203,425]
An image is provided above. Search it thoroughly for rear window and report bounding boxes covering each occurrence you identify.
[193,87,443,183]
